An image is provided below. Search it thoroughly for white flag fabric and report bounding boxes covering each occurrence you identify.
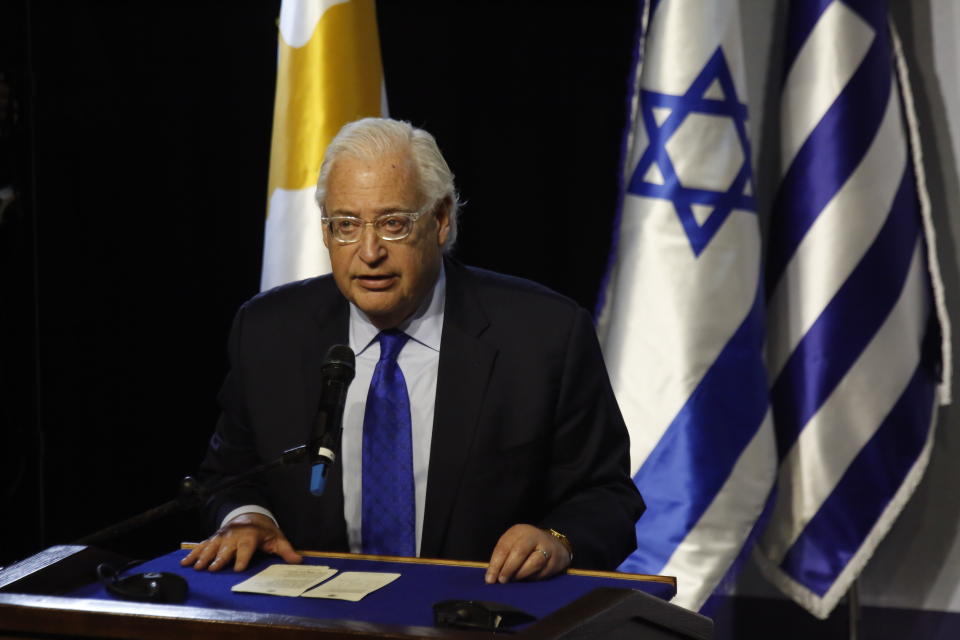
[597,0,775,611]
[756,0,951,619]
[261,0,385,291]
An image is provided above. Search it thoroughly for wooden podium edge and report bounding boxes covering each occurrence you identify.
[178,543,678,587]
[0,592,476,639]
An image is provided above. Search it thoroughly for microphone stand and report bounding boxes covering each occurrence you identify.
[75,345,353,547]
[74,444,315,546]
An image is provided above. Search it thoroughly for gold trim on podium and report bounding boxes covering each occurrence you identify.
[179,543,677,586]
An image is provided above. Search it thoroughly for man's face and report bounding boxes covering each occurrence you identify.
[323,150,450,329]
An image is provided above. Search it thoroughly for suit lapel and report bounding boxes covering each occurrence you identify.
[421,260,497,557]
[302,279,351,426]
[301,278,351,548]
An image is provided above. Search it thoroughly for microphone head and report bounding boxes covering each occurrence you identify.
[322,344,356,383]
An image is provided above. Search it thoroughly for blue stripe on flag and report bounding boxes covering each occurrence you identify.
[766,21,890,288]
[620,282,769,573]
[780,0,835,79]
[843,0,890,27]
[781,1,887,83]
[771,164,921,459]
[779,352,937,595]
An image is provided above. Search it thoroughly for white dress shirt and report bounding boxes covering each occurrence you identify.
[222,265,445,557]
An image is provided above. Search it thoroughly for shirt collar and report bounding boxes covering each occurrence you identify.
[349,262,446,356]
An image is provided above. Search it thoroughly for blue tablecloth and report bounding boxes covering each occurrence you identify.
[68,550,675,629]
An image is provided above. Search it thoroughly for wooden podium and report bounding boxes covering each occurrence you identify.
[0,545,713,639]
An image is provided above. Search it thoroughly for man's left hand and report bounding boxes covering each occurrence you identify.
[485,524,571,584]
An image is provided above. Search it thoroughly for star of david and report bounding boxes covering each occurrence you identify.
[627,47,756,256]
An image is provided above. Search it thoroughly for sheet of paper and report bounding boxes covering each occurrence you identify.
[231,564,338,597]
[301,571,400,602]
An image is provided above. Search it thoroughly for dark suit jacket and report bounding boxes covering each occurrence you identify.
[199,258,644,570]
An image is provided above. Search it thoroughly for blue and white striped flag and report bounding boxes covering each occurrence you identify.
[597,0,775,611]
[756,0,951,619]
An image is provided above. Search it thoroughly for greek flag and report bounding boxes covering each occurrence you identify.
[262,0,385,290]
[755,0,951,619]
[597,0,775,611]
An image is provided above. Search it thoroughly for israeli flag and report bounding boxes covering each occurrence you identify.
[597,0,775,611]
[755,0,951,619]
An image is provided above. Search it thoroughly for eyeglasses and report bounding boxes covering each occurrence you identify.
[321,209,427,243]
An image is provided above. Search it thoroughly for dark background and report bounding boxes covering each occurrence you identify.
[0,1,639,565]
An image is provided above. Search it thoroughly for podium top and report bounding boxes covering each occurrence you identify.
[73,547,675,626]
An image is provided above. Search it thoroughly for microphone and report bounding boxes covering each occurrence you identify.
[309,344,355,496]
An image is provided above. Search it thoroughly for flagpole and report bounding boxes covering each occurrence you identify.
[847,578,861,640]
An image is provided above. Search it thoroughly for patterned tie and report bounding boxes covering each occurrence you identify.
[361,329,416,556]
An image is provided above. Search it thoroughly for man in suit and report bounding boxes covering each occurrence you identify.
[182,118,643,583]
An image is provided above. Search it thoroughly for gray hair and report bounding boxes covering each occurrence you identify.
[315,118,460,251]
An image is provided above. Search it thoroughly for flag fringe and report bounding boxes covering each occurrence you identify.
[890,17,952,405]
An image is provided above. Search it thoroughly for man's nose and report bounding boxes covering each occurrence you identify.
[357,223,385,262]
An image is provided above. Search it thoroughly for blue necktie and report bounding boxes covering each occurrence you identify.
[361,329,416,556]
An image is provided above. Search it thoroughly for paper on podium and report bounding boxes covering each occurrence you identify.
[231,564,337,597]
[301,572,400,602]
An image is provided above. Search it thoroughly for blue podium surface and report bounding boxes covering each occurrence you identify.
[67,548,676,629]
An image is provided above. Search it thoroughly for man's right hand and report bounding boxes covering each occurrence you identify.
[180,513,303,572]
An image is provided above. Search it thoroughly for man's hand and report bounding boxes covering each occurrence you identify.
[485,524,572,584]
[180,513,303,572]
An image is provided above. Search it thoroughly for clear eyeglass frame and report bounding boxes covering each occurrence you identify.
[320,208,428,243]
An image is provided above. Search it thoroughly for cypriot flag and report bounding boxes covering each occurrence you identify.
[262,0,385,291]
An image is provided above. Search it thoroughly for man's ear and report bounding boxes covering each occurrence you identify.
[435,196,452,247]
